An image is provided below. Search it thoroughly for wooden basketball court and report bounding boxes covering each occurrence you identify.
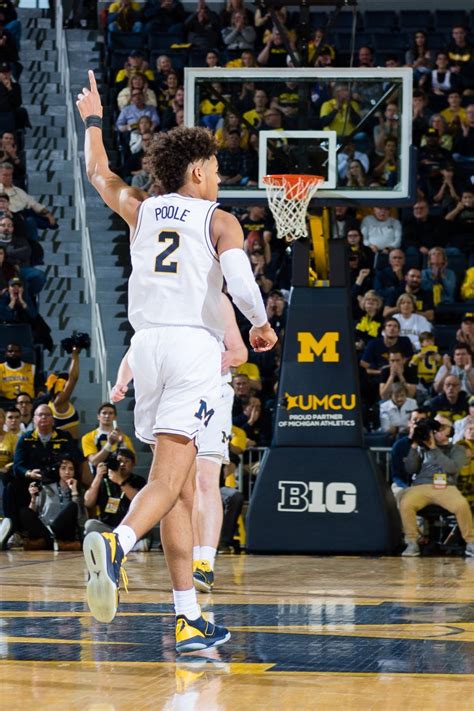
[1,551,473,709]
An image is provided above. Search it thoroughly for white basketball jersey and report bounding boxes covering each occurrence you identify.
[129,193,224,337]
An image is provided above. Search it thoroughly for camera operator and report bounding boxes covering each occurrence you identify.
[0,404,85,546]
[390,409,429,496]
[84,449,150,551]
[20,457,86,550]
[401,414,474,557]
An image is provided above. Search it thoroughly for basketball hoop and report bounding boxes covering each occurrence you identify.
[263,174,324,242]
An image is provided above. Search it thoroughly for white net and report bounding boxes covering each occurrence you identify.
[263,174,323,242]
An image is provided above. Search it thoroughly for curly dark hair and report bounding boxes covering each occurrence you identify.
[147,126,218,193]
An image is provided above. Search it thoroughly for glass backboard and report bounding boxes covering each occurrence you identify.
[184,67,414,205]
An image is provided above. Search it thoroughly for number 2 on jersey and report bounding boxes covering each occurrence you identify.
[155,230,180,274]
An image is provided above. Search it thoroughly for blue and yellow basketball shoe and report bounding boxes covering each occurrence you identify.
[193,560,214,593]
[83,531,128,623]
[175,614,231,653]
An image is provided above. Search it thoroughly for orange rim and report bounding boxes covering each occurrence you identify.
[263,174,324,201]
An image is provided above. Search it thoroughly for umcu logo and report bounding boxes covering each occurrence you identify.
[194,400,215,427]
[285,393,356,411]
[297,331,340,363]
[278,481,357,513]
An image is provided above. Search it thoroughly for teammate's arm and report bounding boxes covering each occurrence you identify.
[76,70,147,230]
[110,348,133,403]
[221,293,248,372]
[212,209,277,352]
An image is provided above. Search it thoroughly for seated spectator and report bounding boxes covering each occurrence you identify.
[412,89,432,146]
[346,227,373,269]
[456,421,474,507]
[232,372,252,420]
[426,51,461,110]
[15,391,33,433]
[1,404,84,544]
[143,0,185,33]
[161,86,184,131]
[21,457,86,550]
[84,450,150,550]
[361,207,402,263]
[379,347,418,401]
[374,102,400,155]
[392,293,433,351]
[0,276,36,325]
[265,289,286,339]
[0,1,20,51]
[4,404,20,436]
[248,241,272,293]
[206,49,221,67]
[402,200,445,267]
[216,110,249,150]
[217,130,253,186]
[460,270,474,302]
[45,347,82,439]
[222,10,256,55]
[0,162,57,241]
[360,318,414,377]
[446,25,473,89]
[421,247,456,305]
[185,1,221,51]
[319,83,361,137]
[433,344,474,396]
[116,89,160,137]
[257,27,294,68]
[453,104,474,165]
[0,406,18,468]
[242,87,268,129]
[440,90,467,136]
[453,396,474,443]
[372,137,398,188]
[225,48,256,68]
[129,120,154,156]
[432,162,461,214]
[428,375,470,421]
[456,312,474,353]
[117,72,157,112]
[0,61,28,133]
[421,114,453,151]
[401,415,473,557]
[158,71,180,113]
[0,216,46,296]
[418,128,453,198]
[337,141,370,183]
[0,242,15,289]
[354,289,383,352]
[390,408,429,495]
[0,342,34,403]
[0,130,25,186]
[114,50,154,89]
[308,28,336,67]
[444,189,474,254]
[235,360,261,392]
[379,383,417,437]
[373,248,406,302]
[131,154,152,190]
[345,159,368,188]
[199,81,226,130]
[151,54,176,92]
[81,401,135,471]
[409,332,442,390]
[107,0,143,37]
[384,268,434,322]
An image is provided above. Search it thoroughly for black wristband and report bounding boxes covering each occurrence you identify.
[84,115,103,130]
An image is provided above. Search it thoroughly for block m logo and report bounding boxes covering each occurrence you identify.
[297,332,340,363]
[194,399,215,427]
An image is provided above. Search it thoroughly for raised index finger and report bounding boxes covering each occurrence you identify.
[88,69,98,93]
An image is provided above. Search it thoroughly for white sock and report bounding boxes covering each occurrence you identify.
[173,588,201,620]
[192,546,201,563]
[113,524,137,555]
[200,546,216,568]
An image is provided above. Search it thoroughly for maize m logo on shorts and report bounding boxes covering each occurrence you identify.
[194,400,215,427]
[297,331,340,363]
[278,481,357,513]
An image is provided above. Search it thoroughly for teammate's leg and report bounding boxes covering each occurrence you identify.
[193,456,223,592]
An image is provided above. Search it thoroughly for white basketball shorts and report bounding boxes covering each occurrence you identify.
[128,326,221,444]
[197,381,234,462]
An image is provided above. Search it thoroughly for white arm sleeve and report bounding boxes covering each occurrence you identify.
[220,249,268,328]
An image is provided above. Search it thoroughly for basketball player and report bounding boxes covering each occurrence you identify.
[76,71,277,653]
[111,294,247,594]
[193,294,247,593]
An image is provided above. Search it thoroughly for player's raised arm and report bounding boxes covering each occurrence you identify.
[76,70,147,230]
[212,209,277,352]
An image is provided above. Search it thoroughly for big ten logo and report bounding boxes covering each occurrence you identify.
[278,481,357,513]
[297,332,340,363]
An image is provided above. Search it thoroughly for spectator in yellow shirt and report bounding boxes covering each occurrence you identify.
[320,83,361,136]
[81,402,135,472]
[441,91,467,133]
